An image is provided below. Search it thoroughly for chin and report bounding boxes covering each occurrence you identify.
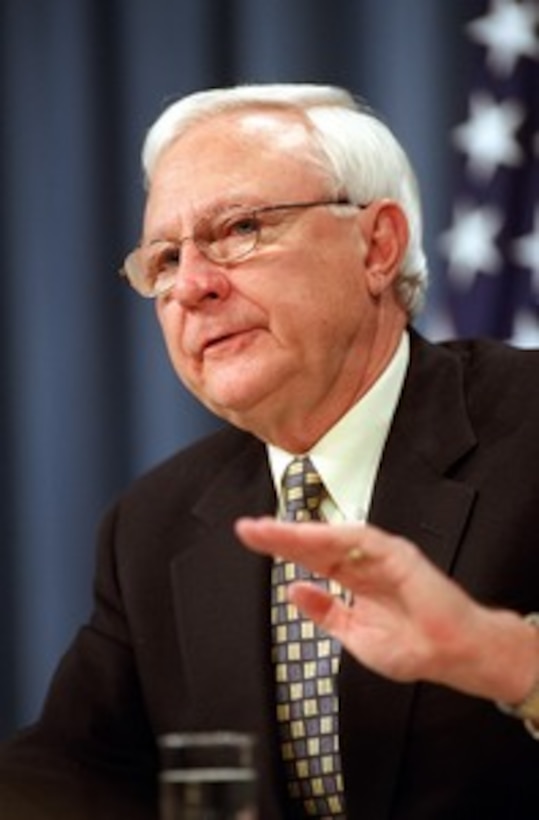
[185,359,295,424]
[197,380,274,428]
[202,391,260,423]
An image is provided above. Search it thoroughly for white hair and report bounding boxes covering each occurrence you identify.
[142,83,428,317]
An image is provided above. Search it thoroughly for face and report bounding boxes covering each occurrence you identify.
[146,108,405,450]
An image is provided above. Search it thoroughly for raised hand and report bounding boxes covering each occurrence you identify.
[235,517,538,705]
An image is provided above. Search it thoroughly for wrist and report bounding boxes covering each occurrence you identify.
[452,606,538,703]
[497,613,539,723]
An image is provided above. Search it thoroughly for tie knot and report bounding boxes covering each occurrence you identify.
[282,456,324,522]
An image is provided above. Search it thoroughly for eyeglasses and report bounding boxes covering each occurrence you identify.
[120,197,358,298]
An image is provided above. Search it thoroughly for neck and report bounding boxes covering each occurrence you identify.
[243,324,407,453]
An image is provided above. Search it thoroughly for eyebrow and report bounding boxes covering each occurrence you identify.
[141,198,273,245]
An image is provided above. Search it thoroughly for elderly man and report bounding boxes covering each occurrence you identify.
[1,83,538,819]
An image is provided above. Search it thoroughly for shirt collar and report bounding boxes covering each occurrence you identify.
[268,331,410,521]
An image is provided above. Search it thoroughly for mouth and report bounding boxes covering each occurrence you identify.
[200,327,261,358]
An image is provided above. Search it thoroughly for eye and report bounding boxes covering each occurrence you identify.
[146,242,180,284]
[222,214,261,238]
[204,209,271,261]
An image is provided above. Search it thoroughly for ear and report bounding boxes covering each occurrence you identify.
[362,200,409,297]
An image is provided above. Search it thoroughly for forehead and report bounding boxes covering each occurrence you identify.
[159,107,319,171]
[145,109,330,224]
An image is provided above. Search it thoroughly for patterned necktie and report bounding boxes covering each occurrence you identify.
[271,456,346,817]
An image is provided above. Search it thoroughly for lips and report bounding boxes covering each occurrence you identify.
[204,332,235,350]
[195,326,260,358]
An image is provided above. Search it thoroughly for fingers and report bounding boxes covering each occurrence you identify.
[235,516,408,575]
[236,516,368,561]
[235,517,424,608]
[288,581,334,622]
[288,581,352,637]
[346,546,366,565]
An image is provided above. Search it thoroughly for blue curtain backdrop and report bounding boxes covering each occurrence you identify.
[0,0,517,737]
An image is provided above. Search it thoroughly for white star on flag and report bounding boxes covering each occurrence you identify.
[512,206,539,298]
[467,0,539,76]
[511,310,539,347]
[452,92,525,182]
[439,201,503,289]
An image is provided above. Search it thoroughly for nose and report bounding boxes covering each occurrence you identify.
[169,240,232,308]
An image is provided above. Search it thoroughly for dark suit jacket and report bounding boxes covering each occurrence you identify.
[2,331,539,819]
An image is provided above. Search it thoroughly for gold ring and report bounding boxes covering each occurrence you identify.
[347,546,364,564]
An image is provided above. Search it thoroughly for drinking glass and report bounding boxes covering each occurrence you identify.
[158,731,258,820]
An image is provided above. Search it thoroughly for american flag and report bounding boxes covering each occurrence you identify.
[438,0,539,346]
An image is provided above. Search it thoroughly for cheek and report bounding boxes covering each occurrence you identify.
[290,235,367,303]
[283,272,367,340]
[155,302,189,368]
[155,303,173,353]
[154,299,167,332]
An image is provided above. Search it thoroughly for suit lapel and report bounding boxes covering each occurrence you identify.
[342,331,479,820]
[369,329,478,568]
[170,435,289,817]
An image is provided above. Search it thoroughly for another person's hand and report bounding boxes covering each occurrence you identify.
[235,518,538,706]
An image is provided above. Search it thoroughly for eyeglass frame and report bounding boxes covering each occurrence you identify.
[119,197,365,299]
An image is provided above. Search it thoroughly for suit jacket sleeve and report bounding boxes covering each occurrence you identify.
[0,503,159,820]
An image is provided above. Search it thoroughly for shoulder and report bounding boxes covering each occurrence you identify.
[119,424,264,508]
[411,331,539,401]
[436,336,539,406]
[94,424,268,568]
[439,336,539,373]
[402,331,539,460]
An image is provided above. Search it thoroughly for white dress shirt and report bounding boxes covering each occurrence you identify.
[267,331,409,523]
